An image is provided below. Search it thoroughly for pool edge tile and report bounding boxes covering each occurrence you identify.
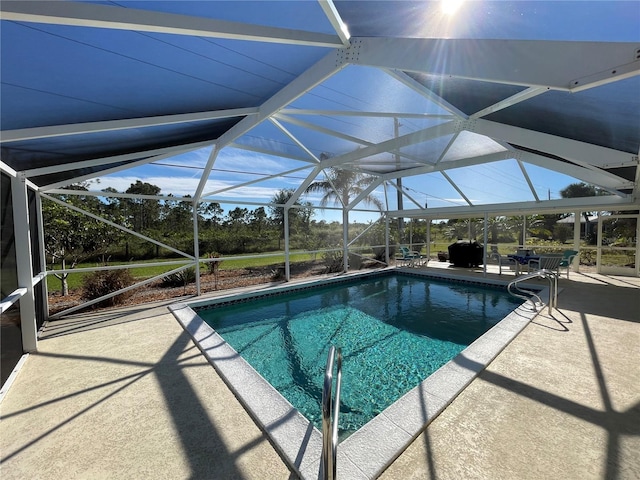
[381,386,448,438]
[170,303,322,478]
[340,414,413,479]
[170,271,544,480]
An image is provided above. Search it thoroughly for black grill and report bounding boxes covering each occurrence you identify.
[448,240,484,267]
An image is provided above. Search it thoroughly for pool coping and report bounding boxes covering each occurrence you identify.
[169,269,547,479]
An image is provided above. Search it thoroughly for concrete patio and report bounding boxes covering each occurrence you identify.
[1,265,638,479]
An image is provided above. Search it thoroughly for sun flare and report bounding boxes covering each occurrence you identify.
[440,0,465,16]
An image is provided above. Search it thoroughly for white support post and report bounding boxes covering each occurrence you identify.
[35,192,49,319]
[635,213,640,277]
[596,211,603,273]
[483,213,488,277]
[284,208,291,281]
[385,214,390,265]
[11,175,37,353]
[426,219,431,264]
[409,220,414,250]
[193,200,201,295]
[343,209,349,272]
[573,210,582,274]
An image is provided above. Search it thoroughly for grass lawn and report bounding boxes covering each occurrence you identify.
[46,243,594,294]
[46,251,318,293]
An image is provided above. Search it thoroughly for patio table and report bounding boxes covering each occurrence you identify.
[507,254,539,275]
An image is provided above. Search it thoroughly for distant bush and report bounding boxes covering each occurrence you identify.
[553,224,572,243]
[82,269,134,308]
[161,267,196,290]
[322,249,343,273]
[372,245,395,262]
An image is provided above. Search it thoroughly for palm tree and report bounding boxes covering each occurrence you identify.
[505,215,545,246]
[304,167,383,211]
[305,166,383,272]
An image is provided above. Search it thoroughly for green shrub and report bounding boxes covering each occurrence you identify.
[322,249,344,273]
[371,245,395,262]
[161,267,196,289]
[82,269,134,308]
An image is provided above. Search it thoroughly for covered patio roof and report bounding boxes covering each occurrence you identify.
[1,3,639,477]
[1,1,638,217]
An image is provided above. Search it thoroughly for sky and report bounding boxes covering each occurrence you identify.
[91,0,640,223]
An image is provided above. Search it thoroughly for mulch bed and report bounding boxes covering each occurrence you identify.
[47,260,381,316]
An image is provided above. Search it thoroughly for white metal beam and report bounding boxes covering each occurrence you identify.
[516,160,541,202]
[274,113,375,147]
[372,145,632,197]
[268,118,320,163]
[346,179,384,211]
[382,69,468,118]
[0,1,344,47]
[201,165,314,199]
[319,121,459,169]
[275,113,439,166]
[0,161,39,190]
[474,118,636,169]
[1,108,257,143]
[279,109,454,120]
[353,37,640,91]
[285,166,324,208]
[194,145,221,203]
[228,143,312,163]
[193,49,347,201]
[377,151,512,182]
[390,194,639,219]
[440,171,473,206]
[26,139,214,178]
[45,188,192,203]
[517,151,634,192]
[384,181,424,210]
[433,132,460,166]
[318,0,350,46]
[217,51,348,148]
[41,193,195,259]
[49,263,194,319]
[37,158,157,191]
[469,87,550,119]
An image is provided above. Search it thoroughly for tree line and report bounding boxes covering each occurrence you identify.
[43,176,631,295]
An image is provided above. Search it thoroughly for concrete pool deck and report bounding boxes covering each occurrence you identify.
[1,264,639,479]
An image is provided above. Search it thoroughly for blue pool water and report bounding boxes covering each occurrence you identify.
[197,273,521,437]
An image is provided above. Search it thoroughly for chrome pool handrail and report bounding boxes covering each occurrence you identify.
[321,345,342,480]
[507,269,558,314]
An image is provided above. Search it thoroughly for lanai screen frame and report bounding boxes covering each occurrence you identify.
[1,1,639,357]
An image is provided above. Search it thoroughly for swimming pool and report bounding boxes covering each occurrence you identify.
[195,273,521,439]
[170,270,544,479]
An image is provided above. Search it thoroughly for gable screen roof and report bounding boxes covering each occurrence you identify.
[1,1,638,216]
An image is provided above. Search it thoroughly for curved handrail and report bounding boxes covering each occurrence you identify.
[507,269,558,314]
[321,346,342,480]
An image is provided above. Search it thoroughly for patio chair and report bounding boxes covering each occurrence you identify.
[527,254,563,275]
[396,246,425,267]
[558,249,579,279]
[489,252,516,275]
